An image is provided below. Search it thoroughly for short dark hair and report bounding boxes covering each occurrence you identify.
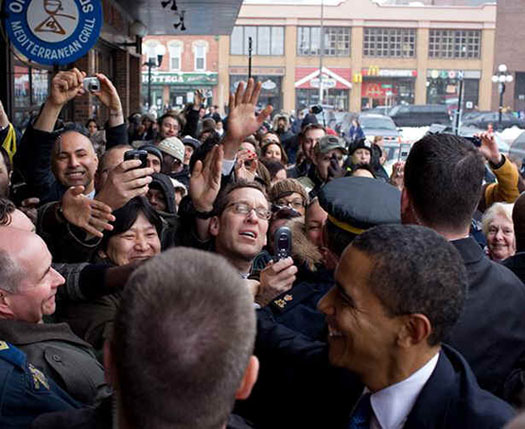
[351,163,376,178]
[324,217,358,257]
[404,134,485,232]
[101,197,162,251]
[260,159,285,181]
[53,123,93,158]
[0,197,15,226]
[158,112,185,130]
[351,224,467,346]
[214,180,268,217]
[300,123,325,141]
[97,144,133,173]
[112,247,255,429]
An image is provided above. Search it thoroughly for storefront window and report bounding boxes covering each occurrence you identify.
[361,78,415,109]
[32,69,49,107]
[426,77,479,112]
[12,64,51,129]
[297,27,350,57]
[230,75,282,111]
[14,66,30,109]
[296,88,349,111]
[230,26,285,56]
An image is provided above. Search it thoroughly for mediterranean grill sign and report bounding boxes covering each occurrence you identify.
[3,0,102,66]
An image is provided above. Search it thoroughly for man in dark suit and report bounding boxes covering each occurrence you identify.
[318,224,514,428]
[401,132,525,405]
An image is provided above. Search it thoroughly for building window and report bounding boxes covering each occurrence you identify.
[168,41,182,71]
[194,42,207,71]
[363,28,416,58]
[297,27,350,57]
[428,30,481,59]
[230,26,285,56]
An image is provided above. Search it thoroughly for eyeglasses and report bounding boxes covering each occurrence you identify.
[275,198,305,210]
[226,202,271,220]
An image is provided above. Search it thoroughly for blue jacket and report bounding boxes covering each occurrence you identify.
[0,341,79,428]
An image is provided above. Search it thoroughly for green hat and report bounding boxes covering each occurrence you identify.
[314,135,348,156]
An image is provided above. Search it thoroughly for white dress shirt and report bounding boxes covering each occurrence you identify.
[367,352,439,429]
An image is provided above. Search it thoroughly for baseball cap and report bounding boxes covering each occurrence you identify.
[314,135,348,155]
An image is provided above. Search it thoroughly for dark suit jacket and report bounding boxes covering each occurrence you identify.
[404,345,515,428]
[448,237,525,401]
[502,251,525,284]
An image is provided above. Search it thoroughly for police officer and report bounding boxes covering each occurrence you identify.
[262,176,401,341]
[0,341,80,428]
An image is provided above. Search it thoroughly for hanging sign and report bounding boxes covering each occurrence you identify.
[3,0,103,66]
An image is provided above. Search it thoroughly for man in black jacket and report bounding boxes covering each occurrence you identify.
[402,132,525,404]
[14,69,128,205]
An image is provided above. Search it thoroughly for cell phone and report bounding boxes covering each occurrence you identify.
[83,77,100,93]
[464,136,482,147]
[124,149,148,169]
[274,226,292,261]
[10,182,34,207]
[398,143,411,162]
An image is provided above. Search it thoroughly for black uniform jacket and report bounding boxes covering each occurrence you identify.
[448,237,525,401]
[0,319,109,406]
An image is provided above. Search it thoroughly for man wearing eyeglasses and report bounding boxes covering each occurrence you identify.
[209,181,298,307]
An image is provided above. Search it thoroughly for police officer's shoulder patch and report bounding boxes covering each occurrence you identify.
[0,341,26,369]
[28,364,50,391]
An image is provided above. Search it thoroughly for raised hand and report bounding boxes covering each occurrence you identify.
[61,186,115,238]
[190,144,224,212]
[234,149,258,183]
[478,131,502,165]
[390,161,405,191]
[48,68,86,108]
[93,73,122,112]
[223,79,273,159]
[95,160,154,211]
[36,68,86,131]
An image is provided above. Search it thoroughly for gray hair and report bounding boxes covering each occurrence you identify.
[482,202,514,237]
[0,249,22,293]
[112,247,256,429]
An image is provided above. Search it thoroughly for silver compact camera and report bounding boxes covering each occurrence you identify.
[83,77,100,92]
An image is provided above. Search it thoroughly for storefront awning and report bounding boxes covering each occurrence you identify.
[295,67,352,90]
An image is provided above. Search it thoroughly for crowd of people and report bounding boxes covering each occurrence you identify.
[0,67,525,428]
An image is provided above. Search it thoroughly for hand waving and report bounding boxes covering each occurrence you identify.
[190,145,224,212]
[223,79,273,159]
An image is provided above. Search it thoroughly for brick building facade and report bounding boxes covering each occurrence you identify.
[141,35,220,111]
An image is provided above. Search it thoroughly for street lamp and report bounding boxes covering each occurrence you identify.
[492,64,514,129]
[144,54,164,111]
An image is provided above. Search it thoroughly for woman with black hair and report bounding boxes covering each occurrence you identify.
[55,197,162,352]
